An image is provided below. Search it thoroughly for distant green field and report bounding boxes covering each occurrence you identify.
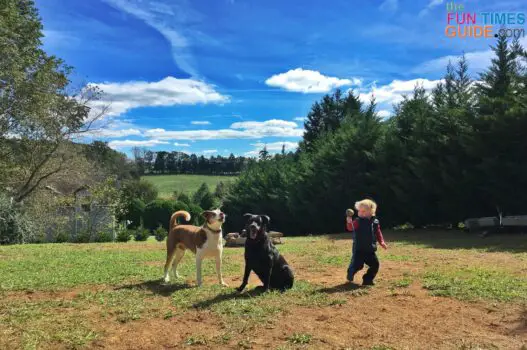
[142,174,236,198]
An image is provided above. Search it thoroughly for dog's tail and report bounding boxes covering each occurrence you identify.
[170,210,191,230]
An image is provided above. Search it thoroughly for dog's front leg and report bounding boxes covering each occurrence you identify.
[237,262,251,292]
[215,251,228,287]
[196,250,204,287]
[263,261,273,292]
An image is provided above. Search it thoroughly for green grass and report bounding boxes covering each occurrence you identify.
[0,241,242,291]
[423,267,527,302]
[141,174,236,198]
[287,333,312,344]
[170,281,339,328]
[1,231,526,349]
[0,299,98,350]
[391,277,413,288]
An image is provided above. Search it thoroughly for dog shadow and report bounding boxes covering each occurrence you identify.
[116,279,192,297]
[192,286,267,309]
[316,282,362,294]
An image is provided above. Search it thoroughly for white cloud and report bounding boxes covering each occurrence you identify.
[358,78,442,105]
[379,0,398,13]
[202,149,218,154]
[88,76,228,118]
[265,68,360,93]
[84,128,141,138]
[414,37,527,74]
[231,119,298,130]
[377,110,392,118]
[245,141,299,157]
[191,121,211,125]
[174,142,190,147]
[419,0,444,17]
[108,139,169,149]
[102,0,203,76]
[144,119,303,140]
[294,117,306,122]
[413,51,492,75]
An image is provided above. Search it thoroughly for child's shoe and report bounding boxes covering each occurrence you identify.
[362,279,375,286]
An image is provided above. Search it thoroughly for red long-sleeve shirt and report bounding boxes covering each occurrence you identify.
[346,217,385,245]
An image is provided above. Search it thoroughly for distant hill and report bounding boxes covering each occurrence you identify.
[141,174,236,198]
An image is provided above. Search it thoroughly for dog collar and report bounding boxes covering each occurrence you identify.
[205,224,221,234]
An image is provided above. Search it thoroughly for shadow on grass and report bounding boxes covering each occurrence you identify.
[116,279,192,297]
[192,287,266,309]
[327,230,527,253]
[316,282,362,294]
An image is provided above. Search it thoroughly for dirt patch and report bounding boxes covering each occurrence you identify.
[2,232,527,349]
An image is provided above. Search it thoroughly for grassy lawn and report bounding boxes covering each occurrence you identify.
[141,174,236,198]
[0,230,526,349]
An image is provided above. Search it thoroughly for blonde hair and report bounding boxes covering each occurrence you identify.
[346,208,354,216]
[355,199,377,216]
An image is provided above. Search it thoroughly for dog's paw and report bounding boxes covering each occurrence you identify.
[236,286,245,293]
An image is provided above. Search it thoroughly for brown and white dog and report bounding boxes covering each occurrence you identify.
[163,209,228,287]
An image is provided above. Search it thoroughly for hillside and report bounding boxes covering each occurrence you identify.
[141,174,237,198]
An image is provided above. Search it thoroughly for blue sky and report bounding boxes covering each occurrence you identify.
[35,0,526,157]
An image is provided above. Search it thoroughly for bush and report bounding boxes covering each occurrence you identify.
[94,230,114,243]
[134,227,150,241]
[121,179,158,204]
[174,192,191,206]
[154,225,168,242]
[116,228,131,242]
[124,198,145,229]
[0,194,34,244]
[73,230,91,243]
[192,183,217,210]
[143,200,189,231]
[54,231,70,243]
[188,204,204,226]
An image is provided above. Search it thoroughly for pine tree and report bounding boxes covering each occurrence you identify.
[259,146,270,161]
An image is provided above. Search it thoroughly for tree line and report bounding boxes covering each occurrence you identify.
[223,35,527,236]
[131,148,252,176]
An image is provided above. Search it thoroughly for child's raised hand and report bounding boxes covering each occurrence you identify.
[380,242,388,250]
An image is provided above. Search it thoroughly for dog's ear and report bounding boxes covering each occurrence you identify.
[243,213,254,218]
[260,215,270,225]
[202,211,215,219]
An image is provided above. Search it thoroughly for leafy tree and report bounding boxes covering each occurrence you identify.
[300,89,363,152]
[192,183,216,210]
[0,0,105,203]
[259,146,270,161]
[153,151,168,173]
[120,179,158,205]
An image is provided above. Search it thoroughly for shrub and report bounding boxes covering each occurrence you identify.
[73,230,91,243]
[188,204,204,226]
[0,194,34,245]
[143,200,189,231]
[174,192,191,206]
[94,230,114,243]
[134,227,150,241]
[192,183,218,210]
[124,198,145,229]
[154,225,168,242]
[116,228,131,242]
[121,179,158,204]
[54,231,70,243]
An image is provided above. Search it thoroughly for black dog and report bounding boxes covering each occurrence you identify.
[236,214,294,292]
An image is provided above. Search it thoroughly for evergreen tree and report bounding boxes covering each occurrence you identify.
[259,146,270,161]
